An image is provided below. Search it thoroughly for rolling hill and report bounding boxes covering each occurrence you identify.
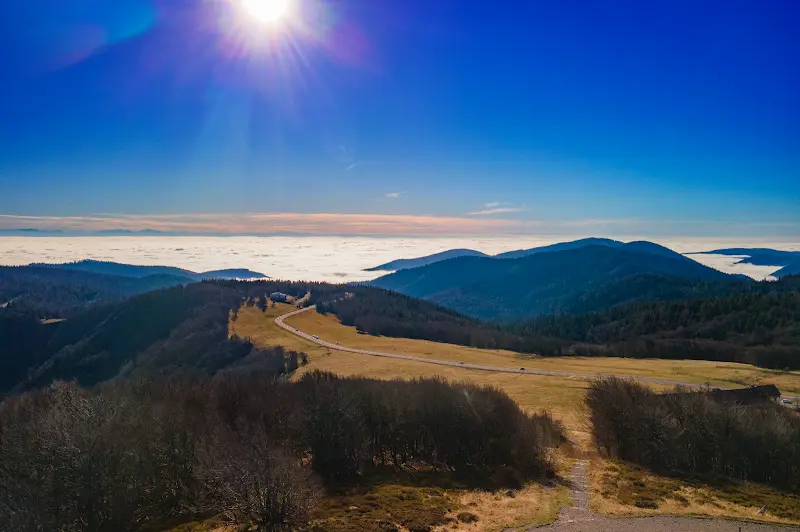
[0,266,193,316]
[364,237,626,271]
[370,243,738,319]
[365,248,488,271]
[0,280,316,394]
[314,276,800,370]
[364,237,717,273]
[688,248,800,279]
[493,237,623,259]
[510,275,800,369]
[691,248,800,267]
[774,262,800,278]
[31,259,267,280]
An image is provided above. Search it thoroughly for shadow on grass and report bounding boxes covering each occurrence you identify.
[311,465,569,532]
[601,460,800,521]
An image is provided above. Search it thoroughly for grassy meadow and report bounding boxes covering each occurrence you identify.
[229,303,800,528]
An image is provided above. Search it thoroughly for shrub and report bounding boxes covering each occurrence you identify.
[587,378,800,492]
[0,371,563,530]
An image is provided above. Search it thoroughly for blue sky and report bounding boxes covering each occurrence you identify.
[0,0,797,236]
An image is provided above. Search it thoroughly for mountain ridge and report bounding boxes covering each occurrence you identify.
[30,259,268,281]
[365,248,489,271]
[371,243,738,320]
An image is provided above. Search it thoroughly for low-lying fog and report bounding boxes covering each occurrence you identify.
[1,236,797,282]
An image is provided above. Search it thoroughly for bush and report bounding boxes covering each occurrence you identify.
[0,371,563,530]
[587,378,800,491]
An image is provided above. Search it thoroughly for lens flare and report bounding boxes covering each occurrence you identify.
[240,0,292,24]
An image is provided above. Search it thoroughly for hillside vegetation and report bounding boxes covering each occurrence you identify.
[0,280,324,394]
[512,275,800,369]
[314,278,800,370]
[32,259,267,280]
[0,265,191,316]
[588,378,800,495]
[371,244,736,320]
[0,370,563,531]
[316,288,533,352]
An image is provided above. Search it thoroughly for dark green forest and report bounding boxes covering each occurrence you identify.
[511,276,800,369]
[0,280,325,394]
[370,245,737,320]
[0,265,193,317]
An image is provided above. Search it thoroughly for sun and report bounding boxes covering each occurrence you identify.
[240,0,292,24]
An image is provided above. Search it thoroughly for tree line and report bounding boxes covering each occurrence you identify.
[0,265,192,317]
[587,378,800,493]
[1,280,329,394]
[0,370,564,531]
[314,278,800,370]
[512,278,800,369]
[315,287,538,352]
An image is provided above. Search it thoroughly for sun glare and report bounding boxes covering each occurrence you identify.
[240,0,292,24]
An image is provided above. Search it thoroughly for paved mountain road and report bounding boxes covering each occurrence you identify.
[275,306,799,402]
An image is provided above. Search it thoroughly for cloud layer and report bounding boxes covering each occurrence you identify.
[0,213,797,238]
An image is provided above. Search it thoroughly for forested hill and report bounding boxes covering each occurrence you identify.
[315,287,531,351]
[365,249,488,271]
[0,280,327,395]
[0,266,193,317]
[32,259,267,280]
[774,262,800,278]
[315,278,800,370]
[510,275,800,369]
[371,244,736,320]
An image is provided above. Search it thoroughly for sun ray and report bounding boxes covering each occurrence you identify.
[240,0,292,24]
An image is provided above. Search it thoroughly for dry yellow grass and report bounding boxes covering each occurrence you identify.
[281,308,800,395]
[231,304,592,441]
[230,305,800,527]
[590,458,800,526]
[436,483,570,532]
[231,304,800,442]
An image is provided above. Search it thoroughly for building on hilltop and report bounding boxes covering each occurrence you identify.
[270,292,289,303]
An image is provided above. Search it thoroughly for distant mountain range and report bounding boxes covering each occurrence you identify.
[365,249,489,271]
[370,240,741,319]
[689,248,800,279]
[366,237,626,271]
[493,237,624,259]
[0,266,193,316]
[366,237,710,272]
[1,261,267,316]
[31,260,267,281]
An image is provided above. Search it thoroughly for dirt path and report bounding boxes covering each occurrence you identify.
[534,515,799,531]
[279,307,800,531]
[528,461,798,531]
[275,307,800,401]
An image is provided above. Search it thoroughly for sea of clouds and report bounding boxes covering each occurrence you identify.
[1,236,797,282]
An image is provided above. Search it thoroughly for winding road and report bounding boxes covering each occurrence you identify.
[277,306,800,530]
[276,306,799,402]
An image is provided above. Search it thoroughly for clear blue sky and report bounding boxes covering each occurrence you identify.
[0,0,797,236]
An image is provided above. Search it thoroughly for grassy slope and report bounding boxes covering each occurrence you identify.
[272,306,800,395]
[230,305,800,527]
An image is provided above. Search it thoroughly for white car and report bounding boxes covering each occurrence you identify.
[312,335,320,340]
